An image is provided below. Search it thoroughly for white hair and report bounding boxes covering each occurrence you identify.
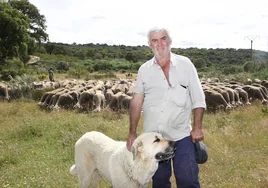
[147,27,172,44]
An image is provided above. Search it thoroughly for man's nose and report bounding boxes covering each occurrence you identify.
[156,40,163,46]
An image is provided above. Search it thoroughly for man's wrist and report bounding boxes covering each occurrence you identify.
[128,131,137,136]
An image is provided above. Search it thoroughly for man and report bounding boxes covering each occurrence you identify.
[126,27,206,188]
[48,68,54,82]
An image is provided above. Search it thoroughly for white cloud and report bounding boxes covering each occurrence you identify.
[29,0,268,51]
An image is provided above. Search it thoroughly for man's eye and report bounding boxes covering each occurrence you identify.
[162,36,167,40]
[152,39,157,43]
[153,137,160,143]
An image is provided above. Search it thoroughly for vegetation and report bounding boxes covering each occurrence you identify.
[32,43,268,81]
[1,2,268,187]
[0,0,48,80]
[2,43,268,82]
[9,0,48,45]
[0,0,47,62]
[1,1,268,82]
[0,100,267,187]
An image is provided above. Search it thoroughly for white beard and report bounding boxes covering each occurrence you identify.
[152,46,171,58]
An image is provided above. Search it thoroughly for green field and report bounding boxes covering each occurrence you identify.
[0,100,267,187]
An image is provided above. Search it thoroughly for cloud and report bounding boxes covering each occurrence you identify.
[91,16,106,20]
[29,0,268,51]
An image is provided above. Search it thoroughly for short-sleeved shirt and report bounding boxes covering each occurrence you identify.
[133,52,206,141]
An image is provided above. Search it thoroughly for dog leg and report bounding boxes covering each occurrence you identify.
[76,158,96,188]
[91,171,102,188]
[75,150,96,188]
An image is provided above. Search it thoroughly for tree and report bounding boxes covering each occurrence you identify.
[0,2,31,62]
[9,0,48,45]
[86,48,95,58]
[44,42,55,55]
[125,51,139,63]
[192,58,206,69]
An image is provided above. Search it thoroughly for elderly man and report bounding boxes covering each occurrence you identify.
[126,27,206,188]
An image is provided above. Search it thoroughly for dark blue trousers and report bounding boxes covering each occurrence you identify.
[152,136,200,188]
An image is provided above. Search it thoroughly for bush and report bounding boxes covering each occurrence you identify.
[243,61,257,72]
[1,69,19,81]
[222,65,243,74]
[0,58,27,80]
[86,66,94,73]
[253,69,268,80]
[38,73,47,80]
[67,64,88,79]
[57,61,70,72]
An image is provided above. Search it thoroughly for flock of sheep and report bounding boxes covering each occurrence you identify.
[1,78,268,113]
[37,78,268,113]
[202,79,268,111]
[36,79,134,112]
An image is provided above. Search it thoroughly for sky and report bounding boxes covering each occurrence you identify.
[28,0,268,52]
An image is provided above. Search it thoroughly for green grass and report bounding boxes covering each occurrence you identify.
[0,100,267,187]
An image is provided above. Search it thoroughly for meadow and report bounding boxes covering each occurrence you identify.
[0,100,267,188]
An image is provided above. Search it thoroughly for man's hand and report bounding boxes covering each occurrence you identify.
[190,127,204,143]
[126,133,137,151]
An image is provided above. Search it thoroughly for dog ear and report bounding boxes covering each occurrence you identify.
[132,141,143,161]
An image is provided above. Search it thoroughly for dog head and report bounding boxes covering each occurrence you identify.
[131,132,176,161]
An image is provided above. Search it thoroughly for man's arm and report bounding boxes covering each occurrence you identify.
[190,107,205,143]
[126,93,144,151]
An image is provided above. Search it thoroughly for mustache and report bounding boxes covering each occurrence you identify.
[152,47,171,56]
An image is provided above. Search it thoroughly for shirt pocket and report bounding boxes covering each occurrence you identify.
[169,84,189,107]
[168,107,189,128]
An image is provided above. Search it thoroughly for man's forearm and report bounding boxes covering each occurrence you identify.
[129,94,143,134]
[193,107,205,129]
[129,103,141,134]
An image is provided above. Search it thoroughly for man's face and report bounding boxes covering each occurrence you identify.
[149,31,172,58]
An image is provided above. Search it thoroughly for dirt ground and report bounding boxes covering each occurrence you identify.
[115,72,137,79]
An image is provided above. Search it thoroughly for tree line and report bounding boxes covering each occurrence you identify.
[1,0,268,81]
[34,42,268,80]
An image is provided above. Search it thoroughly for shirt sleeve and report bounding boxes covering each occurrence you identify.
[133,67,144,94]
[187,59,206,109]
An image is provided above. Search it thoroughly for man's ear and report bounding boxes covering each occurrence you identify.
[132,141,143,161]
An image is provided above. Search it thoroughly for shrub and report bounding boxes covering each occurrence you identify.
[67,65,88,79]
[0,58,26,80]
[222,65,243,74]
[253,69,268,80]
[243,61,257,72]
[38,73,47,80]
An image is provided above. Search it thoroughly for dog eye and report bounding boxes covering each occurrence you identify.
[153,138,160,143]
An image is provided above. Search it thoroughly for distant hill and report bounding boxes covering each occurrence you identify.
[39,42,268,67]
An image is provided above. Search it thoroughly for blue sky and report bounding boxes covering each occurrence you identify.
[29,0,268,51]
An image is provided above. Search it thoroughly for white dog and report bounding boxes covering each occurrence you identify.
[70,131,176,188]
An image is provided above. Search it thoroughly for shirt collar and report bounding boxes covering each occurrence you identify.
[149,52,176,67]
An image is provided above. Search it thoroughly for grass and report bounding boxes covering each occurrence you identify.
[0,100,267,187]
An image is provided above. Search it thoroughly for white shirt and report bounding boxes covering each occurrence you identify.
[133,52,206,141]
